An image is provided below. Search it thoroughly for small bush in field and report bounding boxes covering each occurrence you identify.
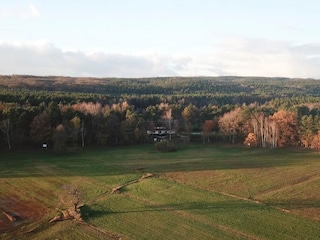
[155,141,177,152]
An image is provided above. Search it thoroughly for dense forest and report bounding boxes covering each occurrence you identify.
[1,74,320,151]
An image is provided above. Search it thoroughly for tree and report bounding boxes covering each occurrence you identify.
[53,124,67,154]
[80,118,87,148]
[0,119,11,149]
[1,107,26,149]
[47,101,61,127]
[218,107,244,144]
[202,119,216,143]
[30,112,52,145]
[311,130,320,150]
[162,107,173,141]
[298,115,315,148]
[244,132,257,147]
[18,107,39,142]
[271,110,298,147]
[70,116,81,146]
[135,118,148,144]
[146,105,164,125]
[94,114,109,145]
[121,109,138,144]
[182,104,196,122]
[105,111,121,145]
[182,104,197,135]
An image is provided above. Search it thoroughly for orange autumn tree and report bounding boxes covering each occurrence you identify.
[218,107,244,144]
[311,130,320,150]
[244,132,257,147]
[311,116,320,149]
[271,110,298,147]
[202,119,217,143]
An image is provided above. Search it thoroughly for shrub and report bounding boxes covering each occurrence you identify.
[155,141,177,152]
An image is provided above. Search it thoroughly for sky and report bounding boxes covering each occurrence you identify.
[1,0,320,78]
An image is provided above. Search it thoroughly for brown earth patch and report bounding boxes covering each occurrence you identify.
[0,195,48,234]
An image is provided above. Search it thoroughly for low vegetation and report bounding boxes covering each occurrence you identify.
[154,140,178,152]
[1,144,320,239]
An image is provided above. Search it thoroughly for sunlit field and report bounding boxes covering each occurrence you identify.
[1,144,320,239]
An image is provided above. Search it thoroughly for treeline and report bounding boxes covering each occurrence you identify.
[1,75,320,151]
[1,75,320,98]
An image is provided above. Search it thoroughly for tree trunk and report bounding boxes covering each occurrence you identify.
[81,120,86,148]
[2,119,11,150]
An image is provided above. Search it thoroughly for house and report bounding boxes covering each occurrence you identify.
[147,126,175,141]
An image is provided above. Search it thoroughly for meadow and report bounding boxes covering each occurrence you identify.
[0,144,320,239]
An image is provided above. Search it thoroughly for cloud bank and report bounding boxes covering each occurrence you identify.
[0,41,191,77]
[0,39,320,78]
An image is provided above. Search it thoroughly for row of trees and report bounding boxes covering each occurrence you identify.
[219,106,320,149]
[2,98,320,151]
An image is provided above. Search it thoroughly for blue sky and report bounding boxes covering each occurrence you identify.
[1,0,320,78]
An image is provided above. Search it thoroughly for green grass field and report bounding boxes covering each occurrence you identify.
[1,144,320,239]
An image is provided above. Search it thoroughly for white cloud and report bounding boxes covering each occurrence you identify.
[0,3,39,20]
[0,39,320,79]
[182,38,320,78]
[0,41,190,77]
[21,3,40,19]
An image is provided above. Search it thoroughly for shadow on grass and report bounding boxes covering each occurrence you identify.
[81,198,320,222]
[0,144,316,178]
[81,204,110,221]
[81,199,275,218]
[264,198,320,209]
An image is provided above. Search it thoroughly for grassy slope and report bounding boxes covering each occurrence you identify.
[0,144,320,239]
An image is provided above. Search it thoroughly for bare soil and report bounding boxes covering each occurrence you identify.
[0,195,47,234]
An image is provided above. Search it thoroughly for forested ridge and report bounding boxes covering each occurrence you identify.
[1,75,319,96]
[1,74,320,151]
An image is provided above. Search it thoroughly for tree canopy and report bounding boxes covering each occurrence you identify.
[1,75,320,150]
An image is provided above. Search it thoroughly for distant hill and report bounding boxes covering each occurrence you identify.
[1,75,320,97]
